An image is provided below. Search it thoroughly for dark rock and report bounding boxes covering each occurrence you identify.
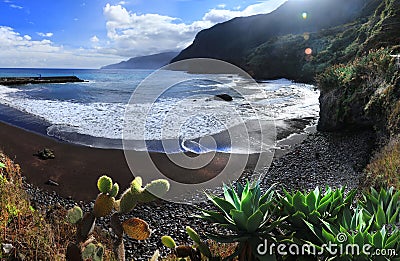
[35,148,55,160]
[214,94,233,102]
[45,179,59,186]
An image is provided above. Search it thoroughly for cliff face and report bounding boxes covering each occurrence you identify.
[317,0,400,132]
[171,0,369,74]
[102,52,179,70]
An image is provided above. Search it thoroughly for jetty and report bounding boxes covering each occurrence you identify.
[0,76,85,86]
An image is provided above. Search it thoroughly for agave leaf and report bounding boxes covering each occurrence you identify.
[207,194,235,215]
[322,228,335,243]
[241,182,250,201]
[246,210,263,233]
[372,230,383,248]
[375,205,386,229]
[259,202,273,216]
[282,188,293,203]
[344,189,357,205]
[240,190,254,218]
[223,185,236,208]
[389,208,399,224]
[227,185,241,209]
[198,209,229,224]
[230,209,247,231]
[313,187,320,203]
[385,231,400,249]
[319,191,333,206]
[319,218,339,235]
[378,188,387,206]
[220,223,240,231]
[303,219,324,243]
[237,183,244,197]
[308,210,321,224]
[317,198,331,214]
[293,191,305,206]
[354,232,364,247]
[342,208,352,229]
[306,191,317,211]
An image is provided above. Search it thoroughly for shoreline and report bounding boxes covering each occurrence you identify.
[0,120,265,201]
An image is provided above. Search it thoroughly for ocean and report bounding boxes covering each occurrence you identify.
[0,68,319,154]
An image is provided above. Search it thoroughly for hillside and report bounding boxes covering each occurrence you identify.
[171,0,370,72]
[101,51,179,70]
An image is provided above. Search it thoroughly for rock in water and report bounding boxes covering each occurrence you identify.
[214,94,233,102]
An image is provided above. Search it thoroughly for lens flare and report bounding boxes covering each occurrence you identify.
[302,12,308,20]
[305,48,312,55]
[303,32,310,41]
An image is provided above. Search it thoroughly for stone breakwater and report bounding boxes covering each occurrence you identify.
[0,76,85,86]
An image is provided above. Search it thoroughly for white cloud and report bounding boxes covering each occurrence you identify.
[37,32,54,37]
[9,4,23,9]
[0,26,121,68]
[101,1,287,57]
[118,1,128,5]
[90,35,99,43]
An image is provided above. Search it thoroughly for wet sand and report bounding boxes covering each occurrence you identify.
[0,121,260,201]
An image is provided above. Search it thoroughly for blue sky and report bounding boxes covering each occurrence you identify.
[0,0,287,68]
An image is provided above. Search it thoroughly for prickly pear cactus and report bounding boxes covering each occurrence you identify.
[109,183,119,197]
[119,189,138,214]
[138,179,170,203]
[94,193,115,217]
[161,236,176,249]
[122,218,151,240]
[67,206,83,224]
[97,175,113,194]
[82,243,104,261]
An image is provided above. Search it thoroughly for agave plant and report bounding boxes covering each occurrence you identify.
[303,206,399,260]
[198,182,286,261]
[278,186,356,242]
[359,187,399,229]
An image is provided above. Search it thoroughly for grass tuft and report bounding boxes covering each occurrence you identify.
[364,137,400,190]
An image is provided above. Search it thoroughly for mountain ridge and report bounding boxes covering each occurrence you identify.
[101,51,179,70]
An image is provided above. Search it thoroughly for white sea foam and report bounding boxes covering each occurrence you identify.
[0,78,319,148]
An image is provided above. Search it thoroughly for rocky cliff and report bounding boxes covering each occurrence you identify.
[171,0,372,80]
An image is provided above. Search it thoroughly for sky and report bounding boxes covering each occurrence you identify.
[0,0,287,68]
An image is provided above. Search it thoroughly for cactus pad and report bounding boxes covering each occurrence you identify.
[97,175,113,193]
[109,183,119,197]
[130,177,143,194]
[138,179,170,202]
[82,243,96,259]
[186,226,201,244]
[67,206,83,224]
[94,193,115,217]
[122,218,151,240]
[161,236,176,249]
[119,189,138,213]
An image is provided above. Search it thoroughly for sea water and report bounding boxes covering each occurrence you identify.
[0,68,319,153]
